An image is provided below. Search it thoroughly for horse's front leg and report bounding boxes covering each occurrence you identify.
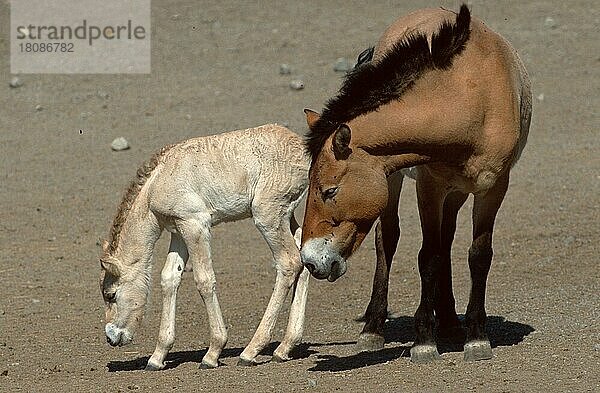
[411,171,446,363]
[356,171,403,352]
[146,233,188,371]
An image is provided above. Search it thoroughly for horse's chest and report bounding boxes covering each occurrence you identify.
[423,164,499,194]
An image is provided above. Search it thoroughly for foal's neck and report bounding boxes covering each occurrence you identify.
[116,192,161,268]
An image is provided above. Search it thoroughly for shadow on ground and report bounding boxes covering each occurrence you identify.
[308,315,534,372]
[107,315,533,372]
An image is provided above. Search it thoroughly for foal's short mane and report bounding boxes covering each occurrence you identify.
[105,144,174,256]
[305,4,471,159]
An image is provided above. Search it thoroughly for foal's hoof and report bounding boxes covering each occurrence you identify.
[355,333,385,353]
[464,340,492,361]
[237,358,257,367]
[271,354,290,363]
[410,344,441,363]
[144,363,163,371]
[199,361,219,369]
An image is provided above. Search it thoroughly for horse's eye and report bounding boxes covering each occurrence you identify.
[322,187,338,200]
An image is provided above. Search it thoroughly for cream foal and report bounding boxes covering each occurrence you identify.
[100,124,310,369]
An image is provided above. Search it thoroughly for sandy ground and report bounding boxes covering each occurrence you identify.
[1,0,598,391]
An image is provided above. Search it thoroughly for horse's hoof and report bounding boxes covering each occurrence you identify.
[144,363,163,371]
[271,354,289,363]
[410,344,441,363]
[237,358,257,367]
[464,340,492,361]
[355,333,385,353]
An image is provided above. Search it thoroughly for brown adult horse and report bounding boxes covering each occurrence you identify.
[300,5,531,363]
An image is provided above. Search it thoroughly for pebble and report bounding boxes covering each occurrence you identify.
[127,385,140,390]
[97,91,110,99]
[333,57,354,73]
[1,370,7,376]
[9,77,22,88]
[594,344,600,351]
[279,64,292,75]
[32,299,40,304]
[185,114,192,120]
[537,93,544,101]
[307,379,317,388]
[35,104,43,111]
[0,310,4,315]
[111,137,130,151]
[171,14,180,21]
[289,80,304,90]
[544,17,558,29]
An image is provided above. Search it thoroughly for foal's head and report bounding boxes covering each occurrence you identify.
[100,241,151,347]
[300,110,388,281]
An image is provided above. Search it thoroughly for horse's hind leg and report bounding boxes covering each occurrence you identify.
[146,233,188,371]
[239,204,303,365]
[436,191,468,339]
[356,171,403,352]
[464,173,509,361]
[273,220,310,362]
[180,217,227,369]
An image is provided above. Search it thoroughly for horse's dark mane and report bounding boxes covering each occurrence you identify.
[305,4,471,159]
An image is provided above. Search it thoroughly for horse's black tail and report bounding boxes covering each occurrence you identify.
[355,46,374,68]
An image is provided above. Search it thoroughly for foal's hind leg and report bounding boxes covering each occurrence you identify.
[146,233,188,371]
[356,171,403,353]
[436,191,468,339]
[238,206,303,365]
[464,173,509,361]
[180,218,228,369]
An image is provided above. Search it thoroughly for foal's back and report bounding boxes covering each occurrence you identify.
[149,124,309,225]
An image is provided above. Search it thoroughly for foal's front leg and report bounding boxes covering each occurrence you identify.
[146,233,188,371]
[238,213,302,365]
[182,218,228,369]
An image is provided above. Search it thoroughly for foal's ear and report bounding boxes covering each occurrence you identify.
[332,124,352,159]
[101,257,122,277]
[304,108,321,129]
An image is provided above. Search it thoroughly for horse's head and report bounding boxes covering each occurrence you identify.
[99,241,150,347]
[300,110,388,281]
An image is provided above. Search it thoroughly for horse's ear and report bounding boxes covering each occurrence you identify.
[332,124,352,159]
[304,108,321,129]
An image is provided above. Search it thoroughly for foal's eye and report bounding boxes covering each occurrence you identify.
[322,187,339,200]
[104,290,116,302]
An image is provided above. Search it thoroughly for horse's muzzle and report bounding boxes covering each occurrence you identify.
[300,238,347,282]
[105,323,132,347]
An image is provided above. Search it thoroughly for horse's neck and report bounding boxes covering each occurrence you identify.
[349,71,477,173]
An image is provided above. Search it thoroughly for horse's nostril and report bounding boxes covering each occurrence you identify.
[305,262,316,274]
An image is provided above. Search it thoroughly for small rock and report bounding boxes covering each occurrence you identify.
[97,91,110,99]
[279,63,292,75]
[544,17,558,29]
[170,14,180,21]
[289,80,304,90]
[111,137,130,151]
[185,114,192,120]
[307,379,317,388]
[128,385,140,390]
[32,299,40,304]
[9,77,22,88]
[0,310,5,315]
[1,370,7,376]
[333,57,354,73]
[594,344,600,351]
[35,104,43,111]
[537,93,544,101]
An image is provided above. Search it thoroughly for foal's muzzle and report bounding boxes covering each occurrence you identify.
[105,323,132,347]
